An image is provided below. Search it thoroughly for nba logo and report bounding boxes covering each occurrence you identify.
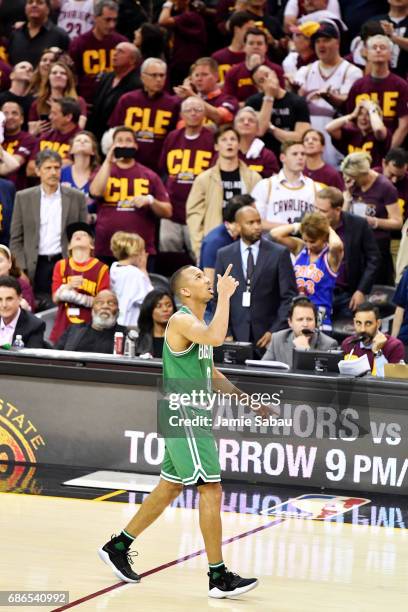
[261,494,370,519]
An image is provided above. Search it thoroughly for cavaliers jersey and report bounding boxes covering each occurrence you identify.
[294,246,337,328]
[252,170,320,224]
[50,256,110,343]
[57,0,94,39]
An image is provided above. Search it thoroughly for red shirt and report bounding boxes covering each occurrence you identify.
[50,256,110,344]
[3,130,38,190]
[69,30,127,102]
[304,163,344,190]
[341,333,405,370]
[223,59,284,102]
[30,125,81,161]
[160,127,215,224]
[346,72,408,131]
[238,147,278,178]
[212,47,246,84]
[94,161,170,257]
[109,89,181,173]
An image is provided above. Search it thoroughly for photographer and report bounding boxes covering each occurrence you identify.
[89,126,171,267]
[262,296,338,367]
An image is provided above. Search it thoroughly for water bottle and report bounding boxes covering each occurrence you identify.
[124,329,139,357]
[13,335,25,349]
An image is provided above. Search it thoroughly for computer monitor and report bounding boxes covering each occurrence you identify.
[292,348,344,373]
[213,342,253,365]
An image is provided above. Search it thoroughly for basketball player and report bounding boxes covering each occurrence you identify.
[99,264,262,598]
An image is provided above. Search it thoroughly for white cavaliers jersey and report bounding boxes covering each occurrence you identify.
[57,0,95,39]
[252,170,321,224]
[295,59,362,119]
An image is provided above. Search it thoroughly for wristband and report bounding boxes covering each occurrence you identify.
[263,95,274,102]
[146,194,154,205]
[162,1,173,7]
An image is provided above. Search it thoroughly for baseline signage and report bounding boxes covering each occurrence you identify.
[1,364,407,495]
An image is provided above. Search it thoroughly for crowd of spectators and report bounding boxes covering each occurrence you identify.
[0,0,407,372]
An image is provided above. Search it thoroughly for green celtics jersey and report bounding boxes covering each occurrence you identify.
[162,305,213,394]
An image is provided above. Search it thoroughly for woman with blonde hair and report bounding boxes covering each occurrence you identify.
[28,61,87,136]
[110,232,153,326]
[271,212,344,329]
[341,151,402,284]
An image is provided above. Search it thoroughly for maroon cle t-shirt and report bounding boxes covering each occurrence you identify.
[94,161,170,257]
[351,173,399,240]
[69,30,127,102]
[238,146,278,178]
[3,130,38,190]
[223,59,284,102]
[331,123,392,168]
[109,89,181,173]
[304,163,344,190]
[160,127,215,224]
[346,73,408,131]
[30,125,81,161]
[211,47,246,83]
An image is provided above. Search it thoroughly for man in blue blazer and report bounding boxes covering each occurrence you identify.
[214,206,297,353]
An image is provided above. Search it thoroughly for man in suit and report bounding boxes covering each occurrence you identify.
[10,149,87,309]
[314,187,380,318]
[263,296,338,367]
[214,205,298,355]
[0,275,45,348]
[55,289,127,353]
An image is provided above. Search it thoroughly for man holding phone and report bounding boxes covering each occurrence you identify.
[90,126,172,267]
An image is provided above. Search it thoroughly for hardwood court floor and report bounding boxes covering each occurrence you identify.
[2,485,408,612]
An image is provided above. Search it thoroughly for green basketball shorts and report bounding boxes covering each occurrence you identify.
[160,404,221,486]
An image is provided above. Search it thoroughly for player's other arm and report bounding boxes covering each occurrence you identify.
[172,264,239,346]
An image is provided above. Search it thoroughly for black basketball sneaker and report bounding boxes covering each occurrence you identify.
[98,536,141,583]
[208,568,258,598]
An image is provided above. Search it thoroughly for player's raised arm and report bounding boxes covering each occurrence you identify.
[171,264,239,347]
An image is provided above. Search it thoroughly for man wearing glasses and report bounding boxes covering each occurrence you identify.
[159,95,215,257]
[109,58,180,174]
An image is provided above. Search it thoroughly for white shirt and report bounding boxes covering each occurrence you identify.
[38,186,62,256]
[110,262,153,326]
[57,0,95,38]
[284,0,340,18]
[252,169,321,224]
[0,308,20,346]
[295,59,363,118]
[240,239,260,280]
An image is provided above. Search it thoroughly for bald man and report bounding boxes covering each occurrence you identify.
[54,289,128,352]
[214,206,298,354]
[88,41,141,140]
